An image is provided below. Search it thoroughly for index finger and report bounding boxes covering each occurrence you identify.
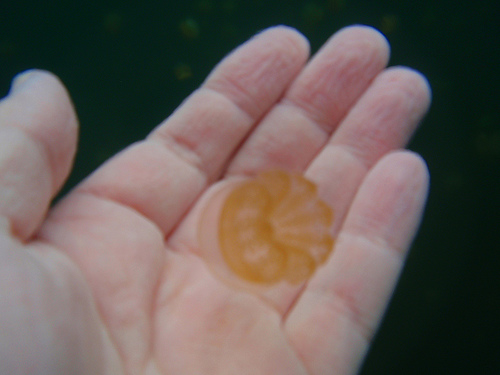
[77,26,310,234]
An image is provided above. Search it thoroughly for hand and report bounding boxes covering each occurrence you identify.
[0,26,430,375]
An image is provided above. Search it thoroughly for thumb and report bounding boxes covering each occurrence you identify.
[0,70,78,239]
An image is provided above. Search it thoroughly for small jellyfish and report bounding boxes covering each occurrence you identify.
[199,170,334,288]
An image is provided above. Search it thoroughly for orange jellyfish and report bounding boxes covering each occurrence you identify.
[199,170,334,288]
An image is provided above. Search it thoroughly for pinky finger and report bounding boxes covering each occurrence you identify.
[286,151,430,375]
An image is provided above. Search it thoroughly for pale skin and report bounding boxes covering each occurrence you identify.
[0,25,431,375]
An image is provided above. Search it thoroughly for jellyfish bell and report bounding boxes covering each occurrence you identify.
[197,170,335,294]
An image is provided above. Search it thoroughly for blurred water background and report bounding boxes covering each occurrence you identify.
[1,0,498,373]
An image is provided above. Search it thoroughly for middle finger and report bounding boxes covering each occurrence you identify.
[226,25,390,175]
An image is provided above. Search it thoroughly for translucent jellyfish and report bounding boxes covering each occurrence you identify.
[199,170,334,288]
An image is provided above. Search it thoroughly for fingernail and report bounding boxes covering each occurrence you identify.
[10,70,37,93]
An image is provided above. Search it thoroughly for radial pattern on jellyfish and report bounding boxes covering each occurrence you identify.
[218,170,334,285]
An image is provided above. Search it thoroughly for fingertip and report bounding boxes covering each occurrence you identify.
[257,25,311,58]
[5,69,78,192]
[402,150,431,200]
[373,150,431,225]
[9,70,37,93]
[10,70,67,98]
[385,66,432,115]
[333,24,391,64]
[386,150,430,189]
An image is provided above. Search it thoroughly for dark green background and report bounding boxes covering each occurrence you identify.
[1,0,498,373]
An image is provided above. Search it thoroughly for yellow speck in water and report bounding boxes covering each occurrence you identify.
[179,17,200,40]
[174,63,193,81]
[380,14,400,35]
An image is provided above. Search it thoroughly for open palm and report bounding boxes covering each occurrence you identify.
[0,26,430,375]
